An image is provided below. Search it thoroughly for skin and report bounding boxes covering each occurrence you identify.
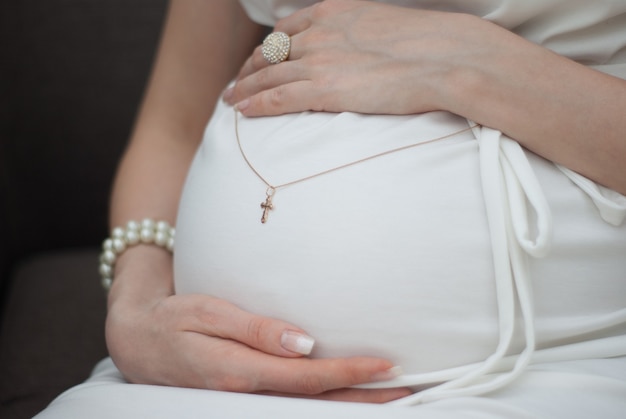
[106,0,409,403]
[106,0,626,405]
[225,0,626,195]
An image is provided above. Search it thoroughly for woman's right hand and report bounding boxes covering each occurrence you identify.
[105,246,409,403]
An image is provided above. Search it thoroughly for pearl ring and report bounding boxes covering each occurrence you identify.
[261,32,291,64]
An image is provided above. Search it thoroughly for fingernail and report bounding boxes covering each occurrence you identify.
[235,98,250,112]
[222,87,234,103]
[371,366,403,382]
[281,330,315,355]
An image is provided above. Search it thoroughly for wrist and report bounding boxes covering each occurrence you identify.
[100,219,176,304]
[100,219,175,289]
[107,245,175,307]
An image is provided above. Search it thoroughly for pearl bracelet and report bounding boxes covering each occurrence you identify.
[99,219,175,291]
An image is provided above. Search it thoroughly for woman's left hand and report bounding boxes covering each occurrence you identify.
[224,0,626,196]
[223,0,507,117]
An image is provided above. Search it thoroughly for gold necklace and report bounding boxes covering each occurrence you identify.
[234,109,478,223]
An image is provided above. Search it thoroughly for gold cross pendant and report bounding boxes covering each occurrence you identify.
[260,187,276,223]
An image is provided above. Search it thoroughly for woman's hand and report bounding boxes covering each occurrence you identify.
[223,0,626,194]
[105,247,409,403]
[223,0,504,117]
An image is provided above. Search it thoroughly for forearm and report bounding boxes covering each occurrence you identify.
[111,0,263,224]
[107,129,191,303]
[107,0,264,296]
[440,14,626,194]
[228,3,625,194]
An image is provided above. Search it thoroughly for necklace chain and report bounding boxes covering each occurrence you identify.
[234,109,478,223]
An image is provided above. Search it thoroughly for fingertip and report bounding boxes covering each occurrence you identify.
[280,330,315,355]
[234,96,271,118]
[370,365,403,382]
[234,98,250,113]
[222,86,234,103]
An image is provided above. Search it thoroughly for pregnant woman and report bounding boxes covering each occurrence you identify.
[38,0,626,417]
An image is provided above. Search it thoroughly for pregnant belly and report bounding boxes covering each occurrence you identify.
[174,108,503,374]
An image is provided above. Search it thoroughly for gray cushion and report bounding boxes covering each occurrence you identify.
[0,1,167,418]
[0,249,108,419]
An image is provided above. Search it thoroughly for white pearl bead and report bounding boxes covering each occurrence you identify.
[156,221,170,232]
[112,227,125,239]
[125,229,140,245]
[154,231,168,246]
[126,220,140,231]
[101,277,113,290]
[99,219,176,292]
[101,250,116,265]
[103,238,113,251]
[99,263,112,277]
[141,218,155,230]
[112,238,126,253]
[140,227,154,243]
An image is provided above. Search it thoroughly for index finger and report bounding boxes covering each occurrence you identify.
[218,344,401,395]
[184,294,314,358]
[273,3,315,36]
[257,355,402,395]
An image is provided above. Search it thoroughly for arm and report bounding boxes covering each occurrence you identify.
[105,0,407,401]
[106,0,262,383]
[226,0,626,194]
[107,0,259,302]
[110,0,259,235]
[440,15,626,196]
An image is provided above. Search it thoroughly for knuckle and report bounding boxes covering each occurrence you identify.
[267,85,287,109]
[294,373,327,395]
[252,51,266,71]
[300,28,323,46]
[273,21,288,34]
[197,309,220,331]
[311,0,332,18]
[252,45,264,61]
[196,301,219,324]
[245,316,271,345]
[344,363,363,386]
[254,67,271,87]
[194,298,229,334]
[311,0,348,19]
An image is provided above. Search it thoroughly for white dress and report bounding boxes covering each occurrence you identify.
[37,0,626,417]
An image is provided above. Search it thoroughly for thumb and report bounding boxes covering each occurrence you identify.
[228,310,316,357]
[277,329,316,356]
[194,296,315,357]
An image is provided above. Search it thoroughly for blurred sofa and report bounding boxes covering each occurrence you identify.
[0,1,168,417]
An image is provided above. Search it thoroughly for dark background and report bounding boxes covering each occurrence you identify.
[0,1,168,417]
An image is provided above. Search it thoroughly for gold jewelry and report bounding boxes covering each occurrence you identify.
[234,109,478,223]
[261,32,291,64]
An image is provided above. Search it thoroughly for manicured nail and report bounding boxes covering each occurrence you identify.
[281,330,315,355]
[222,87,234,103]
[235,98,250,112]
[371,366,403,382]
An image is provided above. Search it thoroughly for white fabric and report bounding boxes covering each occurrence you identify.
[35,357,626,419]
[169,102,626,406]
[37,0,626,417]
[239,0,626,78]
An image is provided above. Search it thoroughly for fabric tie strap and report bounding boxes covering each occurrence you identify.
[556,164,626,226]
